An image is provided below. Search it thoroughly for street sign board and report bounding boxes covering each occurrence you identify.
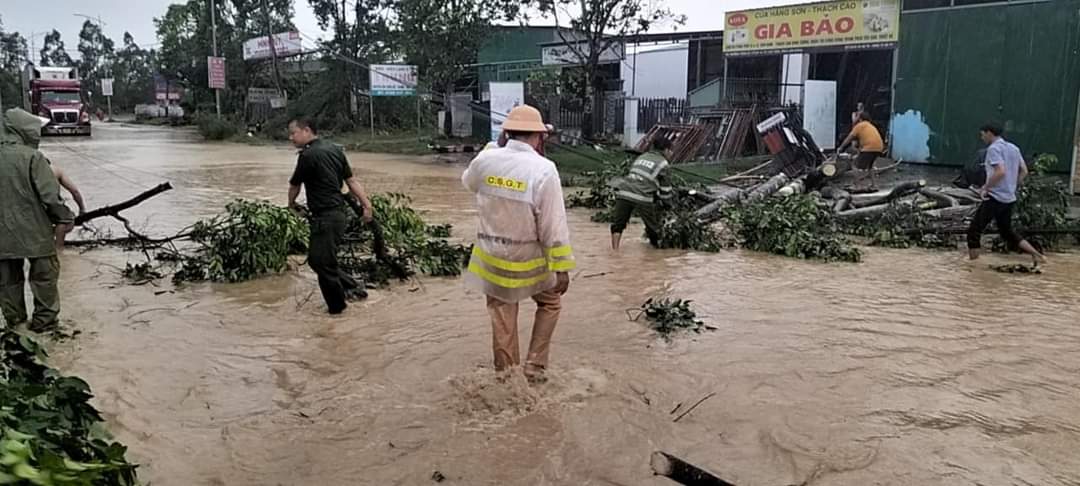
[489,82,524,142]
[208,56,226,89]
[243,32,303,61]
[101,78,114,97]
[542,42,624,66]
[724,0,900,56]
[370,64,418,96]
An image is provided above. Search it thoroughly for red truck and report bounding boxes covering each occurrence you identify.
[21,64,92,136]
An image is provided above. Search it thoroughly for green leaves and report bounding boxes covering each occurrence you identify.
[654,193,726,252]
[634,298,712,340]
[722,194,862,262]
[1013,154,1071,250]
[0,331,138,485]
[173,199,310,284]
[339,193,469,286]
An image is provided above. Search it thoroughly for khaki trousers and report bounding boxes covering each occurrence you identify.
[485,289,562,371]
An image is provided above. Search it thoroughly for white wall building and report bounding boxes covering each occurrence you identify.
[621,44,689,100]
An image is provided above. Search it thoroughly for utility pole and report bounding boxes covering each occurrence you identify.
[211,0,222,117]
[263,0,284,96]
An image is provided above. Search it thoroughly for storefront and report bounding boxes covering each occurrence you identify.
[724,0,901,151]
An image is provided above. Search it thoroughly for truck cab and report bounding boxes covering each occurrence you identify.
[21,65,92,136]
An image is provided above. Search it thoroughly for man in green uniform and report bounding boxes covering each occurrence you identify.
[287,117,375,315]
[0,108,75,330]
[609,137,674,250]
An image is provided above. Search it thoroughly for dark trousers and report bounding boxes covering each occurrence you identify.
[308,207,352,313]
[0,256,60,328]
[967,197,1022,250]
[610,197,661,246]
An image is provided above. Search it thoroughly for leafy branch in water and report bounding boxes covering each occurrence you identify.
[171,200,310,284]
[721,194,862,262]
[655,193,727,252]
[565,157,632,219]
[1010,154,1071,251]
[1,331,138,485]
[841,202,953,250]
[632,298,712,339]
[337,193,469,287]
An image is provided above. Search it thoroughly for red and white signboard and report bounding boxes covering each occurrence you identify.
[208,56,226,89]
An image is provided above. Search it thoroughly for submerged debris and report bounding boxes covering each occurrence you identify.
[990,263,1042,274]
[630,298,713,339]
[82,193,465,288]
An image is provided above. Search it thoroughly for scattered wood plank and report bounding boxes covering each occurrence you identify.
[650,451,736,486]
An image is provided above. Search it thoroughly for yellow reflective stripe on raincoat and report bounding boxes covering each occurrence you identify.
[546,245,573,258]
[468,262,551,289]
[548,259,576,272]
[470,246,547,272]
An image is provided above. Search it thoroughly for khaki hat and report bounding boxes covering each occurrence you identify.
[501,105,548,133]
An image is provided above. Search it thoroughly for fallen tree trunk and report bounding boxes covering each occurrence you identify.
[836,201,908,221]
[775,176,807,198]
[921,205,978,220]
[918,188,958,209]
[851,180,926,208]
[933,186,982,205]
[744,173,790,203]
[694,187,748,222]
[831,189,852,212]
[75,182,173,226]
[650,451,736,486]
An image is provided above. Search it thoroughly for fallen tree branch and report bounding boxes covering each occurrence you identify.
[851,180,926,208]
[650,451,736,486]
[66,231,193,248]
[673,392,716,423]
[743,173,790,203]
[718,159,775,183]
[75,182,173,225]
[917,188,958,209]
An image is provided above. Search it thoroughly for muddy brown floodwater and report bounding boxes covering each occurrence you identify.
[32,123,1080,485]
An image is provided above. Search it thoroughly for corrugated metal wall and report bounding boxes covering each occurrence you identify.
[893,1,1080,171]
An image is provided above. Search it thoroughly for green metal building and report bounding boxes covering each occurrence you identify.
[475,26,563,96]
[892,0,1080,179]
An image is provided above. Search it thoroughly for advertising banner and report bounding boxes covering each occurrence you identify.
[725,0,900,56]
[542,42,624,66]
[242,32,303,61]
[208,56,226,89]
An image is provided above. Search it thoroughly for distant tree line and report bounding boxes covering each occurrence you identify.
[2,0,681,137]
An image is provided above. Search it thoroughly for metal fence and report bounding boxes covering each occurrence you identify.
[637,98,688,131]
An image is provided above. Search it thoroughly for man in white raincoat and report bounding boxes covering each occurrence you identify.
[462,105,575,383]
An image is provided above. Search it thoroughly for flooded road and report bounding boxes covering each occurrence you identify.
[37,123,1080,485]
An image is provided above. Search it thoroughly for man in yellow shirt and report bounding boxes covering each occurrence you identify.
[839,111,885,189]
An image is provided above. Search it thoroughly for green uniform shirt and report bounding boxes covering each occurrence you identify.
[609,151,673,205]
[0,109,74,260]
[289,138,354,213]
